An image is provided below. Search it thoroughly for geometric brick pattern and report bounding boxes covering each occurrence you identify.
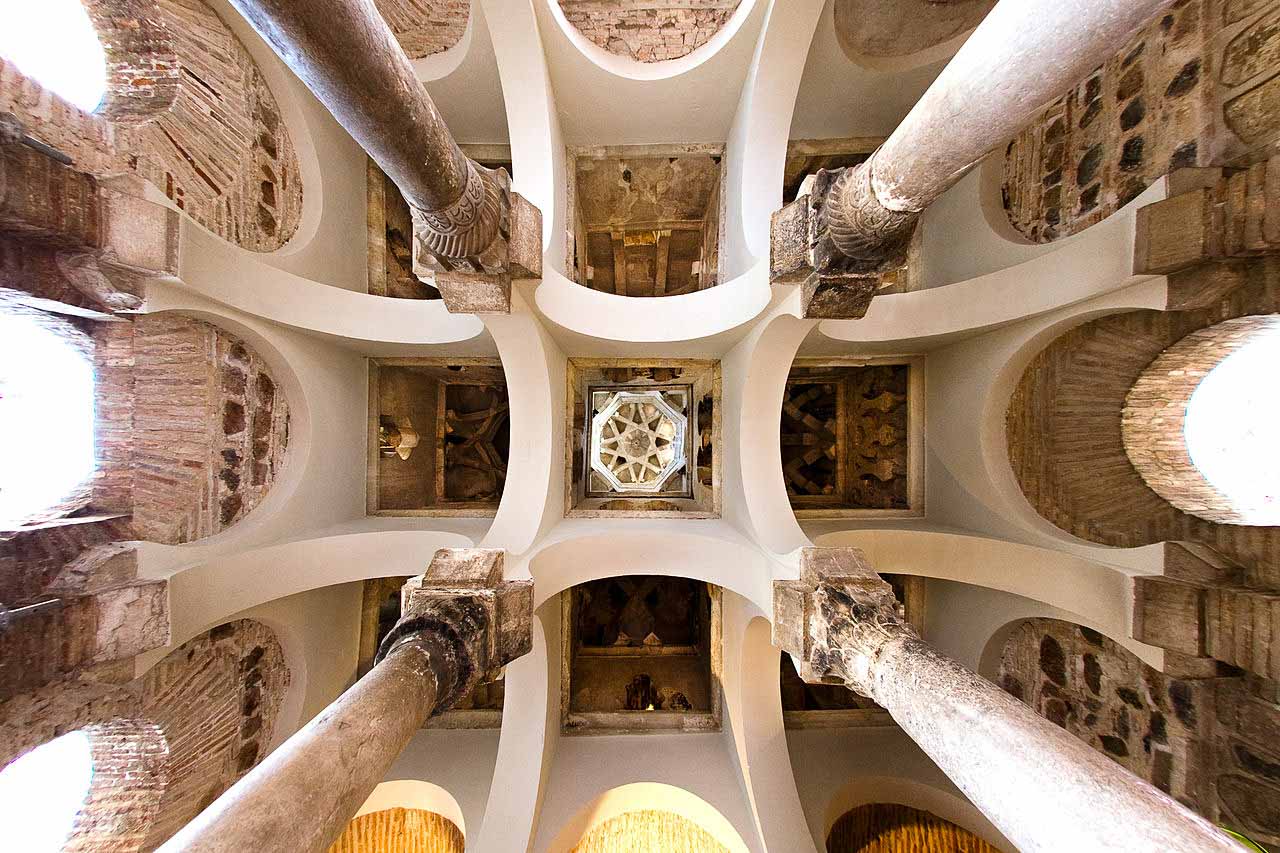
[131,314,289,545]
[1003,0,1280,243]
[1005,259,1280,588]
[0,0,303,252]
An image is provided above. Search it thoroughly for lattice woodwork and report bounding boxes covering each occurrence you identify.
[781,364,909,510]
[437,383,509,505]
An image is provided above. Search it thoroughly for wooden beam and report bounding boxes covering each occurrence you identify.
[655,230,671,296]
[610,230,627,296]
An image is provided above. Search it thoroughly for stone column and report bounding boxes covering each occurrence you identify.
[157,549,532,853]
[774,548,1238,853]
[224,0,540,313]
[772,0,1177,318]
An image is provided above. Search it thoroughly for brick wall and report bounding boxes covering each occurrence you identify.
[139,619,289,847]
[999,618,1280,845]
[1003,0,1280,243]
[1123,315,1280,524]
[65,720,170,852]
[1004,257,1280,587]
[374,0,470,59]
[0,619,290,852]
[558,1,741,63]
[131,314,290,545]
[0,0,303,252]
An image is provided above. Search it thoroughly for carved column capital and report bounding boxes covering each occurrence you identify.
[376,547,533,713]
[814,159,918,276]
[412,160,508,275]
[769,156,918,320]
[772,546,914,699]
[410,161,543,315]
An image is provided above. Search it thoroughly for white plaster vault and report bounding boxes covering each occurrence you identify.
[49,0,1217,850]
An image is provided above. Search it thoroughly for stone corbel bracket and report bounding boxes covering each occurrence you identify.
[411,162,543,315]
[376,547,533,713]
[0,133,178,313]
[770,160,917,320]
[772,546,911,699]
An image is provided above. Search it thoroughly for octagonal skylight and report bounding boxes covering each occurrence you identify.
[590,391,687,493]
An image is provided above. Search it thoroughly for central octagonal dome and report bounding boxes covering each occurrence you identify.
[590,391,687,493]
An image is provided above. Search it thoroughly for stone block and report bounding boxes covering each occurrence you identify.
[419,547,504,587]
[1133,577,1207,656]
[800,274,878,319]
[509,191,542,280]
[88,579,170,664]
[1134,189,1214,274]
[770,195,811,283]
[393,548,533,694]
[99,189,180,276]
[1163,542,1245,585]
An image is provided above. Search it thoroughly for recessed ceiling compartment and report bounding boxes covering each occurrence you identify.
[368,359,510,516]
[566,359,720,517]
[561,576,723,735]
[781,357,923,517]
[567,145,725,297]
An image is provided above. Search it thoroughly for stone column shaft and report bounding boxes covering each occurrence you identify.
[776,548,1238,853]
[225,0,541,312]
[772,0,1178,318]
[869,0,1177,216]
[225,0,467,218]
[156,549,532,853]
[870,633,1235,853]
[156,637,442,853]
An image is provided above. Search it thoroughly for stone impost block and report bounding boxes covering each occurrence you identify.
[1163,542,1244,586]
[1136,159,1280,276]
[1133,577,1207,657]
[99,187,181,277]
[1135,188,1216,275]
[382,548,533,711]
[773,546,905,693]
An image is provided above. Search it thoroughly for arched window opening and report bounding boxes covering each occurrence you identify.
[826,803,1001,853]
[0,307,95,528]
[1123,315,1280,526]
[1183,322,1280,525]
[0,731,95,851]
[0,0,107,112]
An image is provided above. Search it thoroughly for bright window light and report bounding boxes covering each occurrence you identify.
[0,311,96,528]
[0,731,95,852]
[0,0,107,112]
[1184,328,1280,525]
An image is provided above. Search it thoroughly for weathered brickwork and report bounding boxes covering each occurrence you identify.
[1004,0,1280,242]
[374,0,470,59]
[0,619,290,852]
[83,0,182,124]
[559,1,740,63]
[140,619,289,847]
[1000,618,1280,845]
[0,0,303,251]
[131,314,290,544]
[1005,257,1280,587]
[1123,315,1280,523]
[65,720,170,852]
[999,619,1213,806]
